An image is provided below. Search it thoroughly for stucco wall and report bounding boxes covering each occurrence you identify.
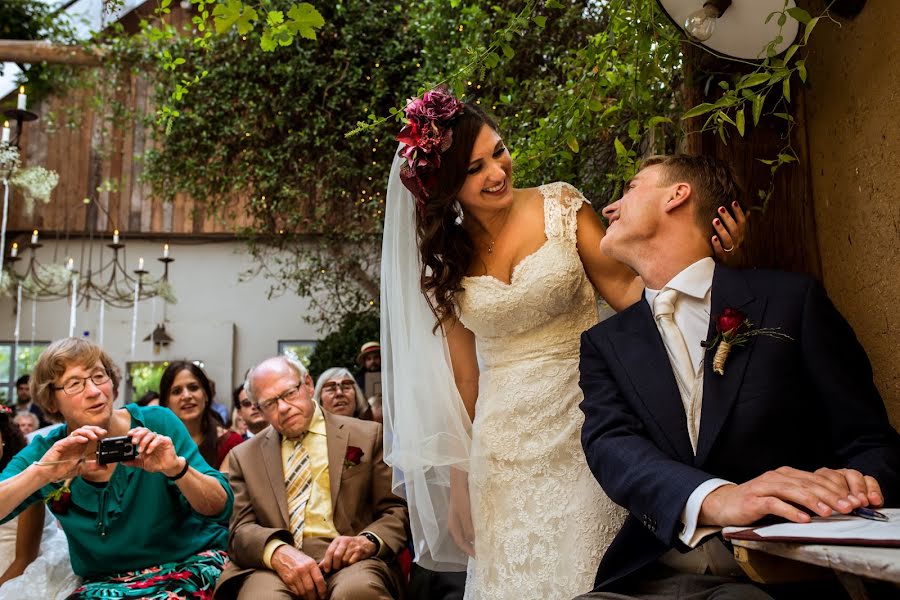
[0,240,320,409]
[803,2,899,425]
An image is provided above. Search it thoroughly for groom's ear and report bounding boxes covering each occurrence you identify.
[663,183,692,213]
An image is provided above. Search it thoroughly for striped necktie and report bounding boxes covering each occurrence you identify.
[284,436,312,547]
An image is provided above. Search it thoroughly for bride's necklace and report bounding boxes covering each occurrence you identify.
[485,208,512,254]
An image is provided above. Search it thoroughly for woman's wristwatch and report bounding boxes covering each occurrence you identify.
[166,457,190,481]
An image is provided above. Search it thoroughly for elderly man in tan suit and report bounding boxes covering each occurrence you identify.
[214,356,409,600]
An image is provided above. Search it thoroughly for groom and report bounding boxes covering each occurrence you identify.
[577,155,900,598]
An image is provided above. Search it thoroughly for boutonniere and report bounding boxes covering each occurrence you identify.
[708,308,793,375]
[344,446,364,469]
[45,478,74,515]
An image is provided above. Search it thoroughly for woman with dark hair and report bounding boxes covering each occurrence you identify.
[0,338,232,599]
[381,89,747,598]
[159,361,243,470]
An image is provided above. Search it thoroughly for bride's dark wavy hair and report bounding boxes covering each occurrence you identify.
[416,103,498,330]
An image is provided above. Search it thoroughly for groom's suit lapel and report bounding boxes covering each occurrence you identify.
[694,266,768,465]
[610,300,694,463]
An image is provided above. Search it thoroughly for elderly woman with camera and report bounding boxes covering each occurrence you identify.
[0,338,233,599]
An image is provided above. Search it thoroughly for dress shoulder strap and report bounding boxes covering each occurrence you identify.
[540,182,590,242]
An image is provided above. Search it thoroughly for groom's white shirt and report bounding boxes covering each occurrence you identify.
[644,257,738,575]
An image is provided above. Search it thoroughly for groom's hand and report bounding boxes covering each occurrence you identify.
[698,466,883,527]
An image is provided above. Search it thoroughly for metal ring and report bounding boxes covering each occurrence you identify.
[722,245,735,253]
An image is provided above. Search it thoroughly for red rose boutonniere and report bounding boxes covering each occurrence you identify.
[709,308,793,375]
[344,446,364,469]
[45,479,74,515]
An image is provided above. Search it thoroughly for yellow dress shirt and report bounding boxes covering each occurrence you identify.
[262,404,385,567]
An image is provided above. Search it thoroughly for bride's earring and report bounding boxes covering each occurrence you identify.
[453,201,464,225]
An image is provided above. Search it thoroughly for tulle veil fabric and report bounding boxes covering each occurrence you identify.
[380,148,472,571]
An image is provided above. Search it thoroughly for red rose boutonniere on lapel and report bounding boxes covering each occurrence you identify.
[344,446,364,469]
[709,308,793,375]
[45,478,74,515]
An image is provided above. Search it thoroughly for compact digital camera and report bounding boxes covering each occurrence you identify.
[96,436,138,465]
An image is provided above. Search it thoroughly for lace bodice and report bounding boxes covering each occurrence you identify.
[454,182,625,600]
[458,182,599,368]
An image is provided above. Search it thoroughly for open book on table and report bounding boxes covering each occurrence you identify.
[723,508,900,547]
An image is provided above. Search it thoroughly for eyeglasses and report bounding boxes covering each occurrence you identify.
[51,371,111,396]
[321,381,356,394]
[256,383,305,414]
[238,399,254,409]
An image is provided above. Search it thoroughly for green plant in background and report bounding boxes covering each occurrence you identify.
[128,361,168,401]
[306,312,379,381]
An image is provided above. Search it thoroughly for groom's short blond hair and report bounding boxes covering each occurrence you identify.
[640,155,744,230]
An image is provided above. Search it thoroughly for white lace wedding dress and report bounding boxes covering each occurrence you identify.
[0,509,80,600]
[457,182,626,600]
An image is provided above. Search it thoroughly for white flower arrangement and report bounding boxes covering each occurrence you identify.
[155,279,178,304]
[21,264,74,297]
[0,144,20,177]
[10,166,60,214]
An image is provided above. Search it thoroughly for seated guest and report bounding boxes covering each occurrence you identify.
[160,361,244,470]
[233,384,268,437]
[231,410,248,439]
[368,394,383,424]
[15,375,48,428]
[12,412,38,437]
[577,155,900,598]
[314,368,371,420]
[0,338,233,599]
[0,405,79,599]
[136,390,160,407]
[214,356,409,600]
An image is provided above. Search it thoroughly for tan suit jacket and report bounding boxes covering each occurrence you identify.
[214,411,409,598]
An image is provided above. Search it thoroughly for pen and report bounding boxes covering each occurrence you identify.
[852,507,889,522]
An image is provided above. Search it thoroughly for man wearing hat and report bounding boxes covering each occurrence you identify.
[356,342,381,397]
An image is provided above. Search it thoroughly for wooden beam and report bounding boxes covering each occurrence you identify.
[0,40,105,66]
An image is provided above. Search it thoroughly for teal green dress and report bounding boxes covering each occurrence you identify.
[0,404,234,598]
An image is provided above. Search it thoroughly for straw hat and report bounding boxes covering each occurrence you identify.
[356,341,381,366]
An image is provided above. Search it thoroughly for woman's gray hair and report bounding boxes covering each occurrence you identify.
[313,367,367,417]
[244,355,309,405]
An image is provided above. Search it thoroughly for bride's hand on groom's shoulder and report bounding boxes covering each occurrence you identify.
[711,201,748,263]
[698,465,883,527]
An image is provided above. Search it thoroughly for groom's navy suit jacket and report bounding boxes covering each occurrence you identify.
[579,265,900,591]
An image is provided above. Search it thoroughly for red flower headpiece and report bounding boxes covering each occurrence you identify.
[0,404,12,415]
[396,86,465,214]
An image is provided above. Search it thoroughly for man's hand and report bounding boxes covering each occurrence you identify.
[271,545,327,600]
[699,466,883,527]
[318,535,377,574]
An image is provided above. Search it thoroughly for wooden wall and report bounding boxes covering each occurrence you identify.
[5,1,253,239]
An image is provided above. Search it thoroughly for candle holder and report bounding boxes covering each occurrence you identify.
[1,109,39,148]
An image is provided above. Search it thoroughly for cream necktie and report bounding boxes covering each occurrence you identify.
[284,437,312,547]
[653,288,699,450]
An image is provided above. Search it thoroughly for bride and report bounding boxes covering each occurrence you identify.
[380,88,745,599]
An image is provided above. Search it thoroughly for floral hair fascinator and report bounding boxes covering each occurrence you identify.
[396,86,465,213]
[0,404,12,415]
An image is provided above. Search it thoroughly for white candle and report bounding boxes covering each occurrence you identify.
[138,257,144,270]
[11,242,17,257]
[68,275,78,338]
[163,244,169,258]
[113,229,120,244]
[16,87,26,111]
[31,229,38,244]
[1,121,8,144]
[66,257,74,271]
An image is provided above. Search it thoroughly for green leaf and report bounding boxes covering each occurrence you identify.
[260,30,278,52]
[736,72,772,90]
[797,61,807,83]
[588,99,604,112]
[735,108,745,137]
[777,13,787,27]
[567,136,579,153]
[803,17,821,44]
[778,153,797,163]
[501,44,514,59]
[484,52,500,69]
[600,104,621,119]
[752,91,766,126]
[783,44,800,64]
[267,11,285,26]
[286,3,326,40]
[782,76,791,102]
[532,16,547,28]
[646,116,672,128]
[786,7,811,24]
[681,102,717,120]
[613,137,627,158]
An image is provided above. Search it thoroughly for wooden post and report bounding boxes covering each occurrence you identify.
[0,40,105,66]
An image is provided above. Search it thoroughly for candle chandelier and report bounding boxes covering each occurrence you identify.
[2,86,175,310]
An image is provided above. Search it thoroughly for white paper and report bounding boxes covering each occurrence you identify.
[726,508,900,542]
